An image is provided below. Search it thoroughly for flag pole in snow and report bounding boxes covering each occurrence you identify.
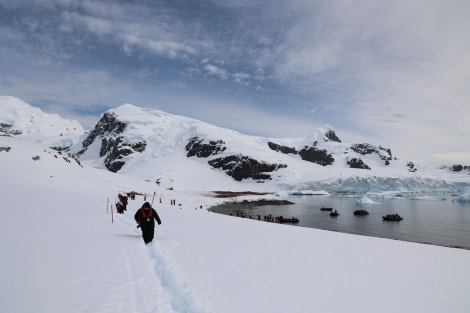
[111,204,114,223]
[151,191,156,207]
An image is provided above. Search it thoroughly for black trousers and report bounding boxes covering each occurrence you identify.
[140,224,155,244]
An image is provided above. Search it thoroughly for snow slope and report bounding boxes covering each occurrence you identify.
[2,96,468,194]
[1,128,470,313]
[0,96,84,148]
[72,103,469,193]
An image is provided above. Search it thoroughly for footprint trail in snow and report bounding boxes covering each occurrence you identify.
[117,214,211,313]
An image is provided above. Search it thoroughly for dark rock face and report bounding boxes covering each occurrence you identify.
[351,143,375,155]
[208,154,287,181]
[0,123,22,136]
[347,157,371,170]
[407,161,417,172]
[450,164,465,172]
[267,142,297,155]
[79,112,127,151]
[75,112,146,173]
[268,141,335,166]
[350,143,392,163]
[298,146,335,166]
[185,137,287,181]
[324,129,341,142]
[185,136,226,157]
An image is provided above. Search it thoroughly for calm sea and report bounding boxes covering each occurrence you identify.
[235,194,470,250]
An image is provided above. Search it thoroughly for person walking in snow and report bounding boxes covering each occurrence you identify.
[134,202,162,244]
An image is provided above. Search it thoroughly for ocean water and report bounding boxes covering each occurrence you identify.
[236,194,470,250]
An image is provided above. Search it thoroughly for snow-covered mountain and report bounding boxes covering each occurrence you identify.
[2,103,470,313]
[1,96,468,192]
[0,96,84,150]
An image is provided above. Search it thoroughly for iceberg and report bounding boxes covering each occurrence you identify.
[356,195,380,205]
[366,191,403,199]
[288,190,331,196]
[453,187,470,203]
[411,195,446,201]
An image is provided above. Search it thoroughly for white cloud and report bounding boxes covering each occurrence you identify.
[56,1,202,59]
[249,0,470,165]
[203,64,228,80]
[232,72,250,86]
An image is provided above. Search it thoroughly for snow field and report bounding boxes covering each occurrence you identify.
[2,131,470,313]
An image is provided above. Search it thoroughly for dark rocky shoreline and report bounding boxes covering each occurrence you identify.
[209,198,294,216]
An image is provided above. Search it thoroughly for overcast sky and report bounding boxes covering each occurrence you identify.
[1,0,469,166]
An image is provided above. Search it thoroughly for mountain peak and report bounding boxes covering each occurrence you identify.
[2,97,467,192]
[70,103,432,190]
[0,96,84,149]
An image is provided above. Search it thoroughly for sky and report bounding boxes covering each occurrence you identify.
[1,0,469,166]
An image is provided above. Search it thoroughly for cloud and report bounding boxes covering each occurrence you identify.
[232,72,250,86]
[58,4,199,58]
[203,64,228,80]
[1,0,469,165]
[258,1,470,159]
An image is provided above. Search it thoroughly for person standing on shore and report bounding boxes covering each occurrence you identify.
[134,202,162,244]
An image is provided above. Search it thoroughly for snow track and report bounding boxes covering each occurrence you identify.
[116,212,210,313]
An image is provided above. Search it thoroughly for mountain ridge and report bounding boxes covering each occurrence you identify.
[1,96,468,192]
[0,96,84,150]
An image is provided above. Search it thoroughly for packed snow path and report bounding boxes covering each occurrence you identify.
[115,208,210,313]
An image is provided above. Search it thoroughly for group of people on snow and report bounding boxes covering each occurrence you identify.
[114,192,163,245]
[116,193,128,214]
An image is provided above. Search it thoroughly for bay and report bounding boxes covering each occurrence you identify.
[214,194,470,250]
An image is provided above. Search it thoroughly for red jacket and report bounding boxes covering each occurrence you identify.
[134,207,161,226]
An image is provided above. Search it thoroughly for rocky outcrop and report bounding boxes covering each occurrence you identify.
[407,162,417,172]
[0,123,22,136]
[324,129,341,142]
[75,112,146,172]
[102,138,147,172]
[450,164,470,172]
[268,142,335,166]
[298,146,335,166]
[451,165,464,172]
[267,142,298,155]
[185,136,226,157]
[347,157,371,170]
[208,154,287,181]
[350,143,392,163]
[185,137,286,181]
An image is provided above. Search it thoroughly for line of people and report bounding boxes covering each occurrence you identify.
[113,191,196,244]
[113,192,165,245]
[116,193,128,214]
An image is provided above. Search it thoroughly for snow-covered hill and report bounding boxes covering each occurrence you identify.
[70,102,468,192]
[1,107,470,313]
[1,96,468,193]
[0,96,84,149]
